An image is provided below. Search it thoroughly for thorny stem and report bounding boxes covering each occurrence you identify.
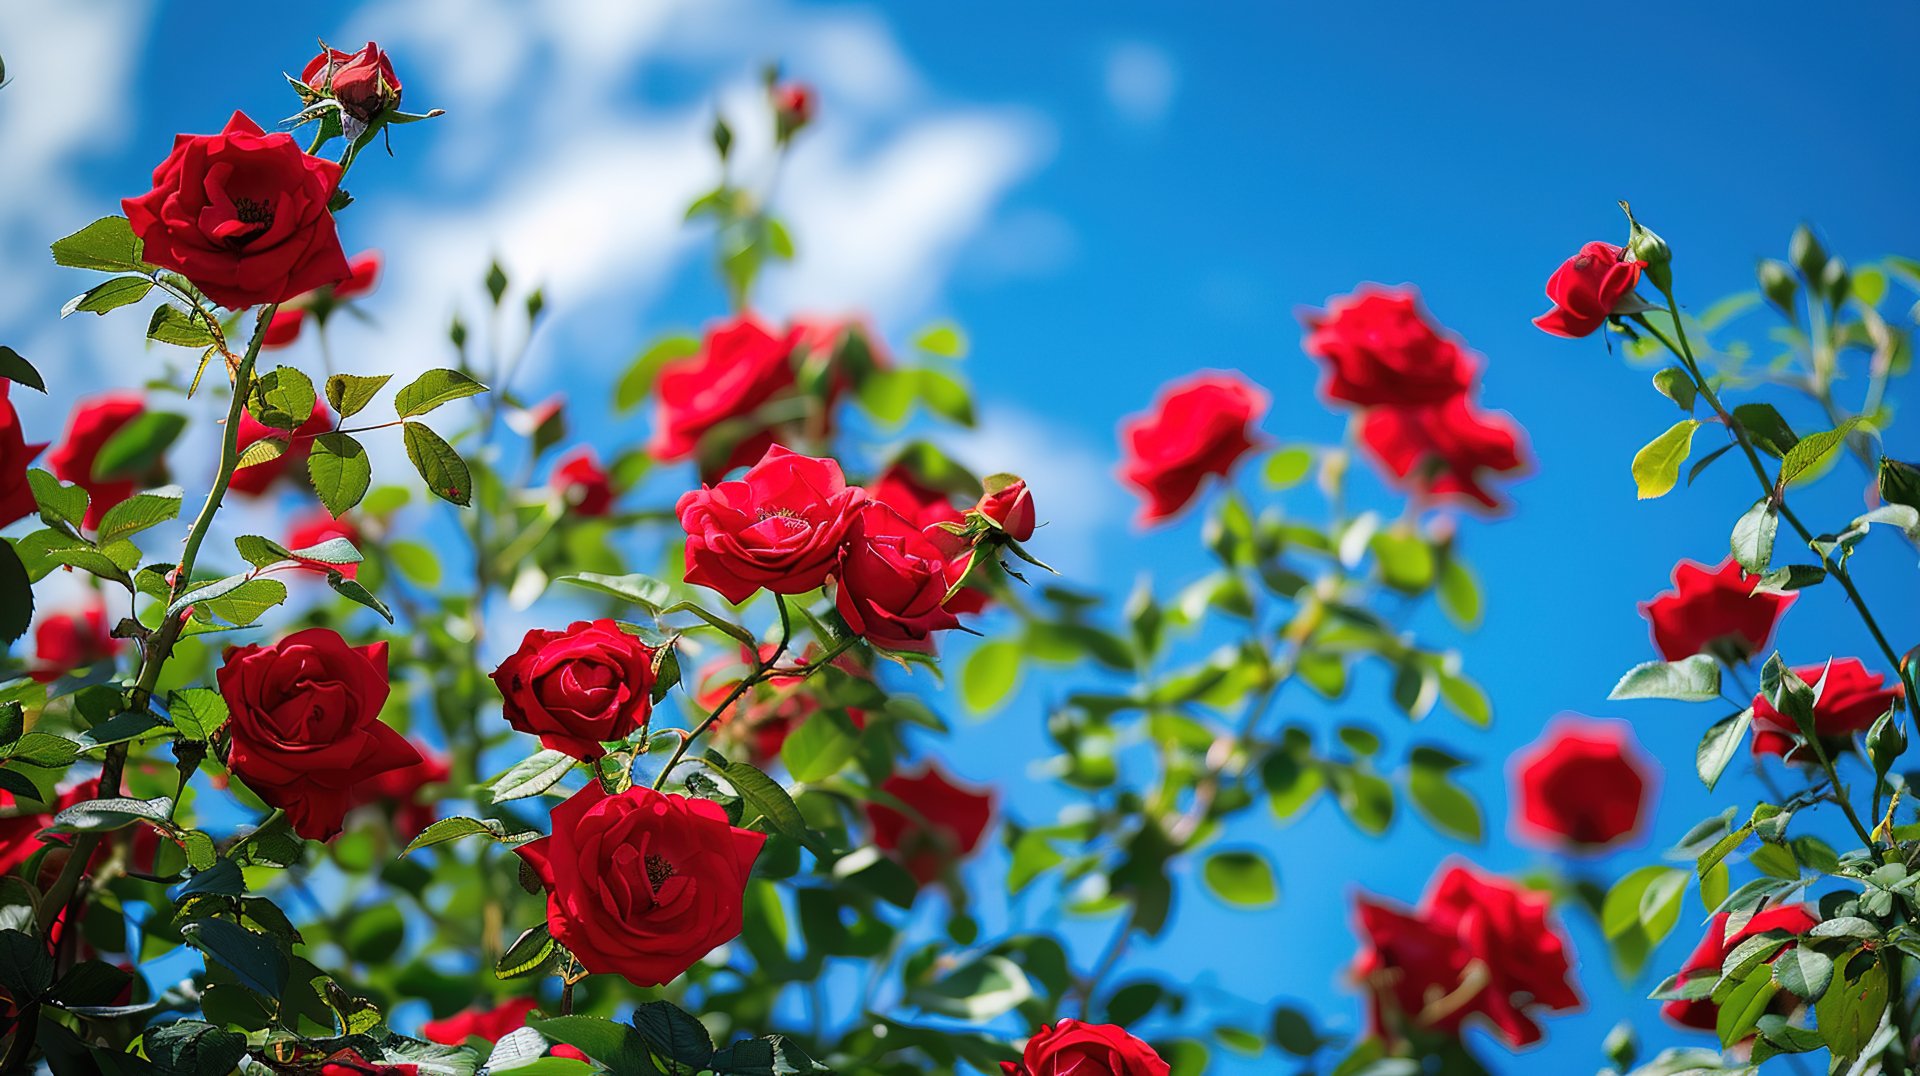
[650,596,798,790]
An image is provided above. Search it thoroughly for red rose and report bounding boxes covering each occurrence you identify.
[262,309,306,349]
[287,511,361,579]
[421,996,539,1045]
[318,1053,417,1076]
[1640,558,1794,663]
[1000,1020,1169,1076]
[122,112,350,310]
[1360,396,1528,511]
[217,628,420,841]
[47,392,149,529]
[977,477,1036,542]
[1663,906,1819,1031]
[0,380,46,528]
[679,446,867,604]
[869,464,988,615]
[697,644,868,764]
[230,398,331,497]
[773,82,815,138]
[1751,658,1903,760]
[1303,286,1477,408]
[0,782,99,876]
[1533,241,1645,338]
[1511,716,1653,850]
[349,743,448,840]
[263,251,381,350]
[516,783,766,987]
[1118,371,1267,525]
[650,315,799,474]
[834,503,966,653]
[866,763,993,884]
[32,598,120,683]
[551,448,615,517]
[303,42,402,123]
[1352,862,1579,1048]
[490,619,659,760]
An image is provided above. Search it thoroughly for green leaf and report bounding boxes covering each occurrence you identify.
[1632,419,1701,499]
[487,750,578,804]
[49,216,149,273]
[325,373,392,420]
[27,470,87,531]
[180,919,287,998]
[146,305,215,348]
[529,1017,661,1075]
[402,815,538,855]
[496,923,556,982]
[914,322,968,358]
[485,262,510,304]
[92,411,185,482]
[309,432,372,516]
[144,1021,246,1076]
[1435,557,1481,628]
[328,571,393,623]
[960,640,1021,712]
[1262,446,1313,489]
[703,751,810,846]
[778,708,859,783]
[1609,655,1721,702]
[61,277,153,318]
[1200,850,1279,908]
[1770,945,1833,1003]
[246,366,316,430]
[1732,403,1798,458]
[403,422,473,506]
[167,689,228,742]
[905,954,1033,1021]
[393,368,488,418]
[916,369,975,426]
[614,335,699,413]
[1652,368,1697,410]
[47,796,169,833]
[0,347,45,393]
[1696,709,1754,792]
[94,485,182,547]
[0,540,31,647]
[556,572,673,608]
[1779,417,1862,487]
[1730,500,1778,574]
[630,1000,714,1069]
[1407,745,1483,842]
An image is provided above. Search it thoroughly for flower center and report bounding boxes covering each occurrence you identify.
[233,196,274,226]
[645,853,676,889]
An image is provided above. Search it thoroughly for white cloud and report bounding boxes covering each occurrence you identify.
[1102,40,1178,127]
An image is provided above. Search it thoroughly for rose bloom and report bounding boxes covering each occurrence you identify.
[868,464,988,616]
[551,448,615,517]
[1533,241,1645,338]
[1303,286,1478,408]
[1118,371,1267,524]
[32,598,120,683]
[1511,716,1653,851]
[348,744,448,841]
[0,379,45,528]
[229,398,332,497]
[978,477,1036,542]
[1360,396,1528,511]
[421,996,538,1046]
[1352,861,1580,1048]
[650,315,799,475]
[264,251,382,350]
[696,644,868,764]
[0,782,100,876]
[516,783,766,987]
[1001,1020,1169,1076]
[1663,906,1819,1031]
[679,446,867,604]
[490,619,659,760]
[317,1053,416,1076]
[866,763,994,885]
[287,510,362,579]
[1751,658,1904,760]
[47,392,149,529]
[217,628,421,841]
[122,112,350,310]
[835,503,966,653]
[303,42,402,123]
[1640,558,1794,663]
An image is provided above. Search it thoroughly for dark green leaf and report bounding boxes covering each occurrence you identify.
[93,411,185,482]
[180,919,287,998]
[61,277,154,318]
[1696,709,1754,791]
[50,216,149,274]
[0,346,45,392]
[403,422,472,506]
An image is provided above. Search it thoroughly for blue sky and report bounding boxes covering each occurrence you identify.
[3,1,1919,1071]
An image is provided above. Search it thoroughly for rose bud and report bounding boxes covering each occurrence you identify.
[551,448,615,517]
[1000,1020,1171,1076]
[303,41,402,123]
[1532,241,1645,338]
[217,628,421,841]
[834,503,966,653]
[772,81,814,140]
[515,783,766,987]
[1638,558,1794,663]
[678,446,867,604]
[490,619,660,760]
[46,391,150,529]
[0,379,46,529]
[976,475,1036,542]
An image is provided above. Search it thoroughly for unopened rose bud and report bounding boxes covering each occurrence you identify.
[976,475,1035,541]
[1789,224,1827,279]
[302,41,401,124]
[772,82,814,142]
[1618,201,1672,292]
[1758,258,1797,316]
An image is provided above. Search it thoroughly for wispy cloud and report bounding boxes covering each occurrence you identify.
[1102,40,1178,127]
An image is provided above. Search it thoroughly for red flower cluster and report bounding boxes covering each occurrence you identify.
[1751,657,1903,760]
[1511,716,1653,851]
[0,379,44,529]
[1533,242,1645,338]
[1001,1020,1169,1076]
[1639,558,1794,663]
[515,783,765,987]
[1352,862,1580,1048]
[1118,371,1266,524]
[1663,907,1819,1031]
[491,619,661,760]
[865,763,994,885]
[1305,286,1527,511]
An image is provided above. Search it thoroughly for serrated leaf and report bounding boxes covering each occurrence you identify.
[394,368,487,418]
[146,305,215,348]
[309,432,371,516]
[326,373,391,419]
[1779,418,1862,487]
[50,216,150,273]
[403,422,472,506]
[488,750,577,804]
[94,486,182,547]
[61,277,153,318]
